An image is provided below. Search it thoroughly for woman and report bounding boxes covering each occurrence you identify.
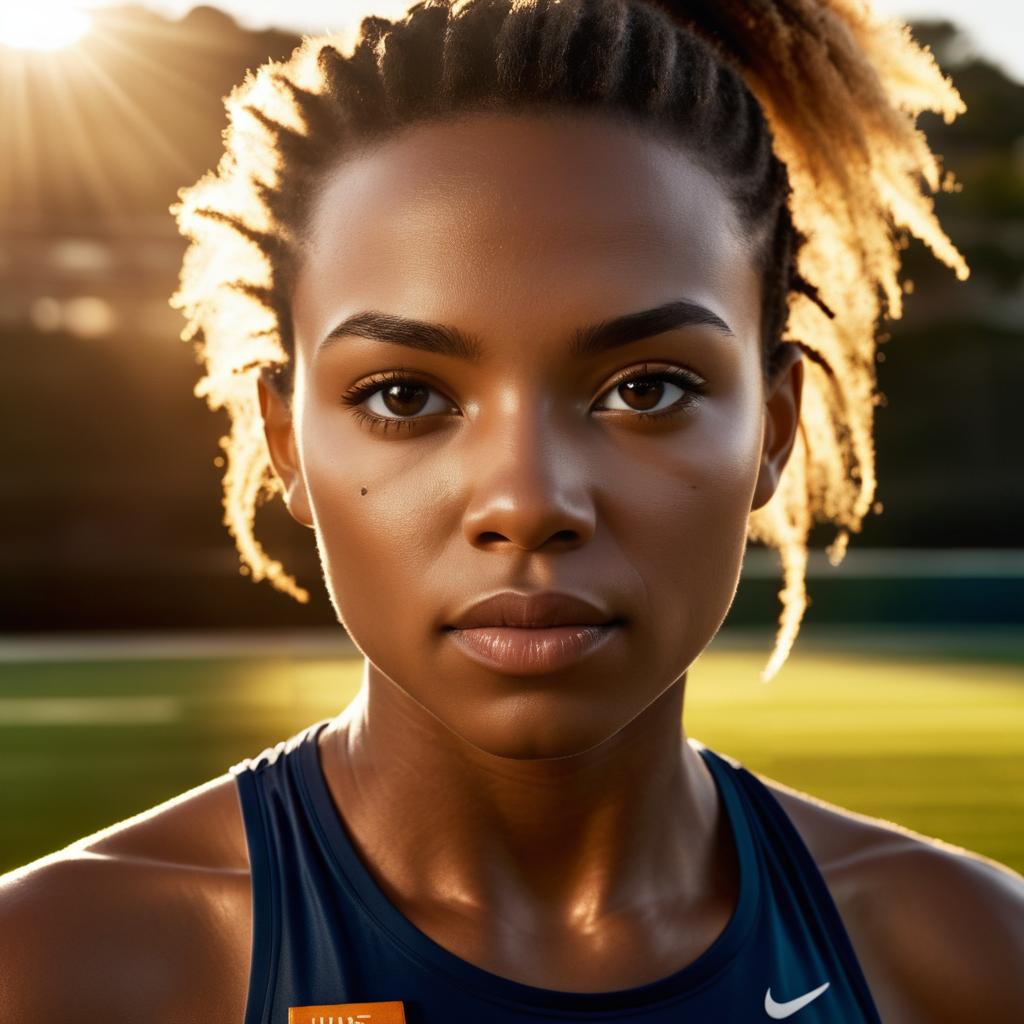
[1,1,1021,1021]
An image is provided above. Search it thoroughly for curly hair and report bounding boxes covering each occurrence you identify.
[170,0,967,682]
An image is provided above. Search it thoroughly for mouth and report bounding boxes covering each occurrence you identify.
[444,622,623,675]
[442,591,624,675]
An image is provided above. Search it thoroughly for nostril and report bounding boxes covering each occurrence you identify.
[474,528,583,551]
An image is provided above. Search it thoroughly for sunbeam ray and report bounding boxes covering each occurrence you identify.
[39,50,126,220]
[73,44,196,183]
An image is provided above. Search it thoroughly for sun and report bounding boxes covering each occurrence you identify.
[0,1,92,52]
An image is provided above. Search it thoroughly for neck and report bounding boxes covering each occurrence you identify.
[318,663,724,934]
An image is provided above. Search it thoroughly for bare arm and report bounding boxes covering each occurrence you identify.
[847,841,1024,1024]
[0,850,249,1022]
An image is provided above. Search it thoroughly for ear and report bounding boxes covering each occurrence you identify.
[257,370,314,529]
[751,343,804,511]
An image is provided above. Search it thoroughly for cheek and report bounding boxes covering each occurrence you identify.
[612,383,763,634]
[296,407,454,641]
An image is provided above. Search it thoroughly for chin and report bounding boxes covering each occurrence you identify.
[442,696,637,762]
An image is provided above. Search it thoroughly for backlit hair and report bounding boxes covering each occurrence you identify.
[171,0,967,681]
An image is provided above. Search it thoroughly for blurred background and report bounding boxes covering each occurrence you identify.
[1,1,1021,876]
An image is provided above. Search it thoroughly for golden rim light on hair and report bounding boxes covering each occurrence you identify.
[170,0,967,682]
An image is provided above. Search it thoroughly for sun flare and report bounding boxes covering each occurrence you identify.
[0,1,92,52]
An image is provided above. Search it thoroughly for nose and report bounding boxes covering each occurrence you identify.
[460,404,597,553]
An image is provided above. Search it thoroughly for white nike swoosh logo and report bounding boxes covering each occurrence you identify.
[764,980,831,1018]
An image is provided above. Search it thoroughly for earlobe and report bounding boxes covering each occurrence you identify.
[283,475,315,530]
[751,344,804,512]
[257,371,314,529]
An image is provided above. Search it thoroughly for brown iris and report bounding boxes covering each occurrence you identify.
[382,382,430,416]
[618,379,664,412]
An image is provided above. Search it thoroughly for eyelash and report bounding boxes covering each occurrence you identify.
[339,363,707,434]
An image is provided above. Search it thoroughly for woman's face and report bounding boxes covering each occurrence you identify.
[262,110,802,759]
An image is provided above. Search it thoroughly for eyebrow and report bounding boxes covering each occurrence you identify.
[317,299,734,362]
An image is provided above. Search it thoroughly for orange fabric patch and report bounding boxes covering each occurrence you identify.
[288,1001,407,1024]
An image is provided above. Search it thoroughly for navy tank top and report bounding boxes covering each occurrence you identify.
[230,718,883,1023]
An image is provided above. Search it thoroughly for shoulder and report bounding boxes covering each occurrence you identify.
[762,773,1024,1024]
[0,772,251,1022]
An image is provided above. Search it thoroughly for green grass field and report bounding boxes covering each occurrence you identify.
[1,629,1022,876]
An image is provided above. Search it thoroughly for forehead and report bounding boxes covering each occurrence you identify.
[292,109,761,354]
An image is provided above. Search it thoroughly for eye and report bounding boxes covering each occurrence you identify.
[340,369,457,433]
[595,365,706,418]
[362,378,451,419]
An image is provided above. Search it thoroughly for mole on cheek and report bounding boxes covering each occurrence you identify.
[360,487,368,496]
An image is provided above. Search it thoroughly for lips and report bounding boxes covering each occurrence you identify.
[443,591,624,675]
[444,591,619,631]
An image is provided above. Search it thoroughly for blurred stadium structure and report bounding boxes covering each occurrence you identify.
[0,7,1022,632]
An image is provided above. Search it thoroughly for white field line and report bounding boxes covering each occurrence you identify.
[0,696,182,726]
[0,630,359,663]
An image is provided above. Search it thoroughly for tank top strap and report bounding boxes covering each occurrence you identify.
[229,719,333,1024]
[696,745,883,1023]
